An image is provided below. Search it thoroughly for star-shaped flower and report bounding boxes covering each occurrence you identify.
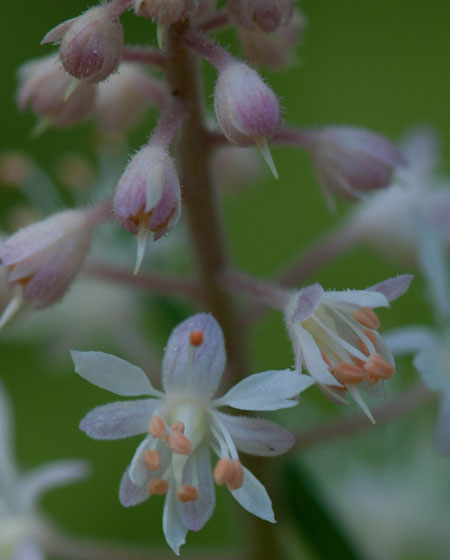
[72,313,313,554]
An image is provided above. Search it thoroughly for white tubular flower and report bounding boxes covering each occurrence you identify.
[0,381,88,559]
[284,275,413,422]
[72,313,313,555]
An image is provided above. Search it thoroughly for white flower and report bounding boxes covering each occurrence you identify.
[284,275,412,422]
[72,313,313,555]
[0,381,88,559]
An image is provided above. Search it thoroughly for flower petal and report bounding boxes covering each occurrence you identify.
[129,437,152,487]
[216,369,314,411]
[13,537,44,560]
[293,326,339,385]
[291,283,324,322]
[71,350,161,397]
[231,466,275,522]
[119,469,149,507]
[435,392,450,455]
[178,443,215,531]
[369,274,413,302]
[384,326,435,355]
[79,399,157,440]
[162,313,225,397]
[413,345,446,392]
[216,412,294,456]
[163,482,188,555]
[323,289,389,308]
[19,460,89,509]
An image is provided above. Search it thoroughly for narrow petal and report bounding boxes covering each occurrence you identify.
[346,385,375,424]
[19,460,89,508]
[178,443,215,531]
[291,283,324,323]
[80,399,157,440]
[413,346,446,392]
[129,437,152,487]
[71,350,161,397]
[216,369,314,411]
[162,313,225,397]
[119,469,149,507]
[216,412,294,456]
[13,537,44,560]
[163,483,188,555]
[384,326,435,355]
[369,274,413,302]
[293,326,339,386]
[435,392,450,455]
[231,466,275,522]
[323,289,389,308]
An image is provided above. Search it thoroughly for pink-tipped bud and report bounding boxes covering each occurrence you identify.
[17,55,95,128]
[228,0,294,33]
[42,4,124,83]
[214,62,281,147]
[0,206,107,308]
[307,126,407,201]
[134,0,198,24]
[113,146,181,273]
[94,63,167,135]
[239,8,306,69]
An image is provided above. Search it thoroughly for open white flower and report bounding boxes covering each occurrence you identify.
[284,275,412,422]
[72,313,313,555]
[0,381,88,559]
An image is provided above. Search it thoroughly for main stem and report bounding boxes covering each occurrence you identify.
[165,23,246,383]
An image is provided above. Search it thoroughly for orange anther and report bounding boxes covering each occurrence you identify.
[148,415,166,439]
[353,307,380,330]
[321,352,331,367]
[214,458,233,485]
[364,354,395,379]
[177,485,198,502]
[333,362,365,384]
[189,330,204,347]
[357,330,377,356]
[226,460,244,491]
[170,421,185,433]
[366,372,379,386]
[168,431,192,455]
[146,478,169,496]
[144,450,161,471]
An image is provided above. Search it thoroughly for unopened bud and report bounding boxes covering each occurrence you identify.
[306,126,407,202]
[228,0,294,33]
[113,146,181,273]
[134,0,197,24]
[17,55,95,128]
[42,4,124,83]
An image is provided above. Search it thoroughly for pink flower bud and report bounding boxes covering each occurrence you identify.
[214,62,281,147]
[134,0,197,24]
[113,146,181,273]
[306,126,407,202]
[239,8,306,69]
[0,206,106,309]
[228,0,294,33]
[42,4,124,83]
[17,55,95,128]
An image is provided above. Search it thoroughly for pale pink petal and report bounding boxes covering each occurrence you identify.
[369,274,413,302]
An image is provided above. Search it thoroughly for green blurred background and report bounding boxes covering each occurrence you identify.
[1,1,450,559]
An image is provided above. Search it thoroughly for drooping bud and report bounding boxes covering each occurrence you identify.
[113,146,181,274]
[303,126,407,203]
[0,204,109,322]
[94,63,168,136]
[239,8,306,69]
[214,61,281,177]
[17,55,95,129]
[134,0,198,24]
[42,3,125,83]
[228,0,294,33]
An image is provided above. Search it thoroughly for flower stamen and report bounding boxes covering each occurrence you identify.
[364,354,395,380]
[167,430,192,455]
[146,478,169,496]
[176,485,198,502]
[189,330,204,346]
[353,306,380,330]
[148,415,166,439]
[144,450,161,471]
[332,362,365,384]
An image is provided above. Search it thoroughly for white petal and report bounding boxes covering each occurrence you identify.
[71,351,161,397]
[435,392,450,455]
[13,537,44,560]
[178,443,215,531]
[413,346,446,392]
[129,437,152,487]
[79,399,157,440]
[162,313,225,397]
[323,289,389,308]
[163,482,187,555]
[19,460,89,508]
[346,385,375,424]
[369,274,413,302]
[216,369,314,411]
[293,326,339,386]
[290,284,324,322]
[231,466,275,523]
[216,412,294,456]
[384,326,435,355]
[119,469,149,507]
